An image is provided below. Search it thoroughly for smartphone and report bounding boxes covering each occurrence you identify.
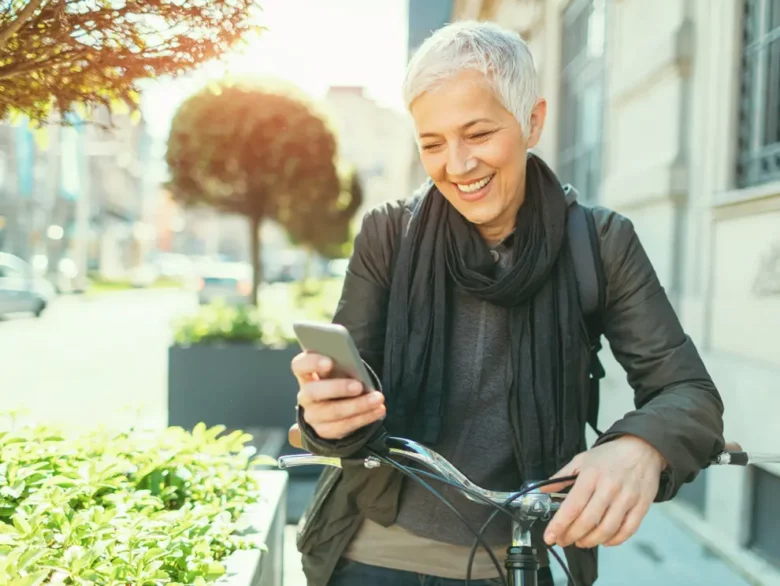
[292,321,376,391]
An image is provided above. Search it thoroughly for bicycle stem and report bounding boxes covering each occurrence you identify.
[512,519,533,548]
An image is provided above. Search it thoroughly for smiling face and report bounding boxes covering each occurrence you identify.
[410,69,547,243]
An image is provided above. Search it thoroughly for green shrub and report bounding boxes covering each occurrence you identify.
[171,301,292,348]
[172,278,346,347]
[0,423,271,586]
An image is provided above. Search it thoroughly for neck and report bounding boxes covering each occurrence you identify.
[478,223,515,246]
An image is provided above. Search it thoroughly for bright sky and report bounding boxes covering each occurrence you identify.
[142,0,410,138]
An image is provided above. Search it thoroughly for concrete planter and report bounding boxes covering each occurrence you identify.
[168,343,300,432]
[168,342,321,523]
[222,470,287,586]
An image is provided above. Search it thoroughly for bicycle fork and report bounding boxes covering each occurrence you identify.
[505,520,539,586]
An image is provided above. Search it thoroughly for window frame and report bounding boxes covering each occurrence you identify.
[557,0,608,204]
[736,0,780,188]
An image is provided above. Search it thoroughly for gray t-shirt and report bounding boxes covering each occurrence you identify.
[393,231,521,547]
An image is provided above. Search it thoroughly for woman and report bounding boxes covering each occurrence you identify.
[291,20,725,586]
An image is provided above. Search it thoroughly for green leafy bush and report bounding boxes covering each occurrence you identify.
[171,302,292,348]
[0,423,269,586]
[172,279,345,347]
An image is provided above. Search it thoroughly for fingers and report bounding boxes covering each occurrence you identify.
[298,378,367,405]
[314,406,387,440]
[291,352,333,385]
[603,498,650,547]
[542,437,662,549]
[539,472,576,495]
[292,351,386,441]
[557,480,620,547]
[539,457,580,494]
[725,441,743,452]
[544,471,595,546]
[574,486,639,548]
[301,390,385,422]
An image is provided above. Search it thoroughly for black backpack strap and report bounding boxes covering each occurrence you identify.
[565,191,607,437]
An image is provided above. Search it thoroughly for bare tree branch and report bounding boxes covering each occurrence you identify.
[0,0,48,50]
[0,48,87,80]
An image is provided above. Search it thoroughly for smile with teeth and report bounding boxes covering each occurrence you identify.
[456,174,495,193]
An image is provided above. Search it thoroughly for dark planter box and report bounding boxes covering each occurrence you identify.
[168,343,300,432]
[168,342,323,522]
[223,470,287,586]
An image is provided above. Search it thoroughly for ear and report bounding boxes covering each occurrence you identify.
[526,98,547,149]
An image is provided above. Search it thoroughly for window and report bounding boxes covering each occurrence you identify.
[675,469,707,515]
[737,0,780,188]
[749,466,780,567]
[558,0,607,203]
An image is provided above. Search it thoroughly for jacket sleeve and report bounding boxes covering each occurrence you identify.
[591,209,725,501]
[297,204,400,458]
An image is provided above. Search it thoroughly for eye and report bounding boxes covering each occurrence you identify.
[420,143,441,151]
[468,131,494,140]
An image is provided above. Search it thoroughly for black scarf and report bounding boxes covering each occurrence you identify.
[381,153,586,479]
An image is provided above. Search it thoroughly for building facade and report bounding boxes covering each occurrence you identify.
[450,0,780,583]
[322,86,413,217]
[406,0,456,191]
[0,108,155,282]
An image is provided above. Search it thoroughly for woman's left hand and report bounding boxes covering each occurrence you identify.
[540,435,667,549]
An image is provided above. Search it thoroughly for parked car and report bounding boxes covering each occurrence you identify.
[129,263,161,288]
[152,252,194,282]
[0,253,56,318]
[30,254,81,294]
[196,262,253,306]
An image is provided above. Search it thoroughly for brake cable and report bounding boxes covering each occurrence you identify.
[369,446,579,586]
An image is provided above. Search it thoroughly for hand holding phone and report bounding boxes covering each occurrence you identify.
[291,321,385,440]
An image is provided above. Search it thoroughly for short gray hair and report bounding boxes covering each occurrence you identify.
[402,21,539,136]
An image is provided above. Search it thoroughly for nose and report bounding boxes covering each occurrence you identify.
[445,143,475,177]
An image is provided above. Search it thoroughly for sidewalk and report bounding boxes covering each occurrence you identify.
[550,505,754,586]
[282,505,754,585]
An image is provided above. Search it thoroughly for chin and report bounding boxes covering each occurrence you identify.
[454,200,502,226]
[468,213,502,228]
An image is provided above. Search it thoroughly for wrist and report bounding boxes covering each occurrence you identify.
[634,435,668,470]
[613,433,668,470]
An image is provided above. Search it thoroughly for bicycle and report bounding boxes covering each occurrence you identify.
[278,431,780,586]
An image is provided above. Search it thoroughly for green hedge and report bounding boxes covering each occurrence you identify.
[0,423,273,586]
[172,278,345,347]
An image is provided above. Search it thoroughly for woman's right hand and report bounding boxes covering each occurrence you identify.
[292,351,386,440]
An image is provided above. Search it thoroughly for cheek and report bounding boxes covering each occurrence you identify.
[420,151,447,180]
[480,141,520,174]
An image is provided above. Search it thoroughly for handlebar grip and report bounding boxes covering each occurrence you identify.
[711,450,750,466]
[288,424,303,449]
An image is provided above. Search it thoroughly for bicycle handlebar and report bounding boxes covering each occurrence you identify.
[277,435,780,517]
[279,427,780,586]
[279,436,562,522]
[277,435,780,586]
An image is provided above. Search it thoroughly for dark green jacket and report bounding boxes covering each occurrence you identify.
[294,199,725,586]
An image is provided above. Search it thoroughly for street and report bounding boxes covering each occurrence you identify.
[0,290,755,586]
[0,289,195,432]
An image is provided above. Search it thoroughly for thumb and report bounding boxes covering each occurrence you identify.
[539,457,580,494]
